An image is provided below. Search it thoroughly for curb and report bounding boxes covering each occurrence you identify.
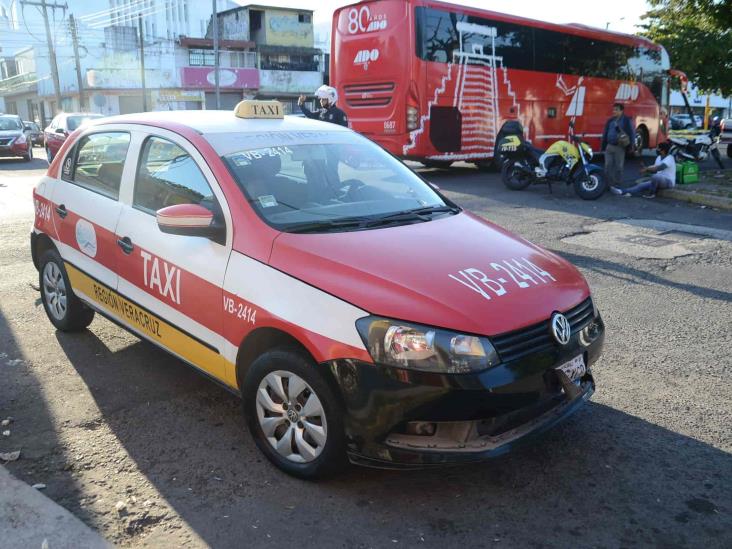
[659,187,732,211]
[0,466,111,548]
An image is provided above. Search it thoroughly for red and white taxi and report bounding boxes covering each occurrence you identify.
[31,101,604,478]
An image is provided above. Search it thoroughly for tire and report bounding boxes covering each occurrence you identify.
[23,145,33,162]
[39,249,95,331]
[46,147,54,164]
[632,127,647,157]
[501,161,532,190]
[574,170,607,200]
[423,160,453,169]
[727,144,732,159]
[242,349,347,479]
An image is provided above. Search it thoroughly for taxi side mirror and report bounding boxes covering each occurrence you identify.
[156,203,225,243]
[55,128,66,135]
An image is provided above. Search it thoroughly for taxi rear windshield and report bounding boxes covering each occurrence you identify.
[222,139,455,233]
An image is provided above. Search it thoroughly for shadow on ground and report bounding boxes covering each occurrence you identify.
[0,307,89,526]
[54,325,732,548]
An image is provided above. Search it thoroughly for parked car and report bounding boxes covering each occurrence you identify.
[31,101,605,478]
[670,114,696,130]
[24,121,43,146]
[44,112,104,163]
[719,118,732,158]
[0,113,33,161]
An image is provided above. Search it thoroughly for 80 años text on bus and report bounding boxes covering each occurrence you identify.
[449,257,556,301]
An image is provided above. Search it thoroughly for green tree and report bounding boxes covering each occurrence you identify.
[641,0,732,95]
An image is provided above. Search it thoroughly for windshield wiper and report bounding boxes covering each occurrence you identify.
[284,206,460,234]
[284,217,373,234]
[369,204,460,222]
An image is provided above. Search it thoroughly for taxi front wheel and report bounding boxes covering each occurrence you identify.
[39,249,95,331]
[243,350,347,479]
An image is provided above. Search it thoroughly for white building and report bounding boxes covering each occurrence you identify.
[670,83,731,118]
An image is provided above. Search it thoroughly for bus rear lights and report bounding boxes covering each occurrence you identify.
[407,106,419,130]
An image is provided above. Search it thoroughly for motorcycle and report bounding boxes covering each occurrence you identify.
[497,122,607,200]
[668,123,724,169]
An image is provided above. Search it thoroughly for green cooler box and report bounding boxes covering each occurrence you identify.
[676,161,699,184]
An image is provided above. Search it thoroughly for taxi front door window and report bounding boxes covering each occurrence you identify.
[133,136,217,214]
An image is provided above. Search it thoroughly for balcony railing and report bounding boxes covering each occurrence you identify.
[0,72,38,94]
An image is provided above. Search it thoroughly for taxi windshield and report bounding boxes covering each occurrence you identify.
[221,138,456,233]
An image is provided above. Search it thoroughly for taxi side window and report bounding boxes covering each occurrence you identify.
[70,132,131,200]
[133,136,215,214]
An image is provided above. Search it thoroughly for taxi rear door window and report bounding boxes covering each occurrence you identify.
[70,132,131,200]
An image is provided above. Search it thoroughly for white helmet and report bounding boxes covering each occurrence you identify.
[315,85,338,104]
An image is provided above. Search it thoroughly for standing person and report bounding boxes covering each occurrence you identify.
[601,103,635,189]
[298,85,348,127]
[610,141,675,198]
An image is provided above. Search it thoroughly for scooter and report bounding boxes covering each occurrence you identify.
[669,121,724,169]
[497,121,607,200]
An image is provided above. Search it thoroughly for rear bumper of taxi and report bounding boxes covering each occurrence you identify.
[326,314,604,468]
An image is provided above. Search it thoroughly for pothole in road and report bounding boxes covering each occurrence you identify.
[561,219,729,259]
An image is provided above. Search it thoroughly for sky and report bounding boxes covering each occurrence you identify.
[236,0,652,45]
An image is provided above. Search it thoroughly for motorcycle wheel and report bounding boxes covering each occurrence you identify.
[574,171,607,200]
[501,161,532,190]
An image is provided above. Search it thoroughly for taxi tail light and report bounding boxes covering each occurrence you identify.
[156,204,224,242]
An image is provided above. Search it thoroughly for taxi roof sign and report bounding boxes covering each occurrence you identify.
[234,100,284,119]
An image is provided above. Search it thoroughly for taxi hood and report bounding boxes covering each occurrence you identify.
[269,212,590,336]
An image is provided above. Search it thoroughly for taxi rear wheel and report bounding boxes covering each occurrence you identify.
[243,349,346,479]
[39,249,95,331]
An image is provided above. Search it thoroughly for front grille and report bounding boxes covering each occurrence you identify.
[344,81,394,108]
[0,138,13,146]
[492,298,595,363]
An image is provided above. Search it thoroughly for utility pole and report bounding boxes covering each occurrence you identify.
[212,0,220,109]
[69,14,86,111]
[20,0,65,113]
[138,16,148,112]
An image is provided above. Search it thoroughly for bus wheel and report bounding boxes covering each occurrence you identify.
[423,160,453,169]
[632,127,648,157]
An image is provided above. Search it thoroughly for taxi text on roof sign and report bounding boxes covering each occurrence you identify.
[234,100,284,119]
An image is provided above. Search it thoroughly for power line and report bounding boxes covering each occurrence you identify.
[80,0,151,22]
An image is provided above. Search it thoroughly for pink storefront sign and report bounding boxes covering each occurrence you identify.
[181,67,259,89]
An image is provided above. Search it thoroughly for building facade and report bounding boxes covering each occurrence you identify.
[0,1,323,124]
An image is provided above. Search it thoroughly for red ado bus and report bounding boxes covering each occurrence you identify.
[331,0,672,168]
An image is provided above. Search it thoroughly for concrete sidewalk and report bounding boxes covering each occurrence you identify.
[0,466,111,548]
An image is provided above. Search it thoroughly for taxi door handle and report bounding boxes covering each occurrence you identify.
[117,236,134,255]
[55,204,67,219]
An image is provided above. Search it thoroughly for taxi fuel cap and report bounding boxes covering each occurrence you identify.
[234,100,284,119]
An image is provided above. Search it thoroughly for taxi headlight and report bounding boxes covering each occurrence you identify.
[356,317,499,373]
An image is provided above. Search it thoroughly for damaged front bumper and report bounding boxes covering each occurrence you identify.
[325,316,604,468]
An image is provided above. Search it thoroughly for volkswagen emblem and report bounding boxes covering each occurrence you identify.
[551,313,571,345]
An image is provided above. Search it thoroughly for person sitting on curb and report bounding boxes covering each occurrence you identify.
[610,141,676,198]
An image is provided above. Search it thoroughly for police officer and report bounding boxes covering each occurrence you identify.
[298,85,348,127]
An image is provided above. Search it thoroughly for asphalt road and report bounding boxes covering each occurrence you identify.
[1,151,731,548]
